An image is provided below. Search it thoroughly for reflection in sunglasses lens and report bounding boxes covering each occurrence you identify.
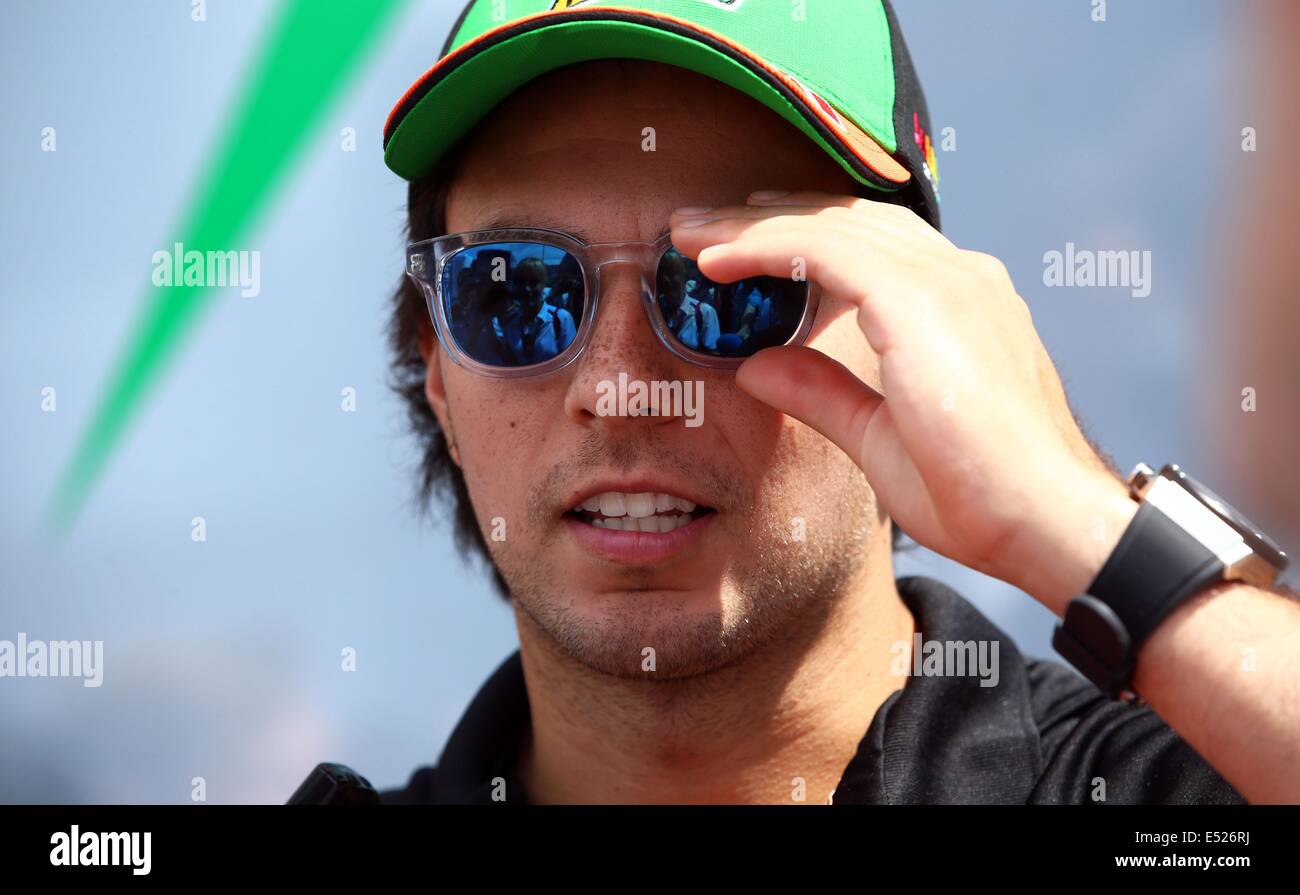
[655,249,806,358]
[442,243,584,367]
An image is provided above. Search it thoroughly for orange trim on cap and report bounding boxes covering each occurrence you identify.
[387,5,912,186]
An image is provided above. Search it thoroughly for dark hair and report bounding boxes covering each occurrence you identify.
[387,153,906,598]
[387,147,510,597]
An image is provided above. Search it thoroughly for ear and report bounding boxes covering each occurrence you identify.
[418,325,462,468]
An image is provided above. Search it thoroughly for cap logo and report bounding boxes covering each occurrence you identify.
[912,112,939,190]
[551,0,745,10]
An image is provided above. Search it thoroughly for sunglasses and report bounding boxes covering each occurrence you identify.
[405,228,818,378]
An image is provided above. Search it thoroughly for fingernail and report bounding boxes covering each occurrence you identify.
[677,218,714,228]
[674,206,713,216]
[749,190,790,201]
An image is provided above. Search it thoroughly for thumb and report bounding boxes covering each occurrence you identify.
[735,346,884,467]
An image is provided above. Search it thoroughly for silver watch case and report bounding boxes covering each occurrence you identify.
[1128,463,1287,590]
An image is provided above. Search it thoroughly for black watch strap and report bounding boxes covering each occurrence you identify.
[1052,499,1225,699]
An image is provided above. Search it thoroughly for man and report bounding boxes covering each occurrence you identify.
[376,1,1297,804]
[659,252,721,352]
[494,257,578,364]
[447,248,516,366]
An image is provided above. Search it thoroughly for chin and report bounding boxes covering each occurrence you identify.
[515,574,777,680]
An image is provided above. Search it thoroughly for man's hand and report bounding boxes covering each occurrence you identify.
[670,191,1137,613]
[672,191,1300,804]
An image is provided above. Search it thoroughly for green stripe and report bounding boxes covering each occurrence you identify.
[46,0,409,534]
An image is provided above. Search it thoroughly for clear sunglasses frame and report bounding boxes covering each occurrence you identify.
[405,228,820,379]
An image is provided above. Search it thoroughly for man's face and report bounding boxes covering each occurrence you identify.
[658,264,685,311]
[426,60,888,678]
[514,269,545,312]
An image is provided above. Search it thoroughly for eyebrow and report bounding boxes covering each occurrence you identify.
[468,215,670,244]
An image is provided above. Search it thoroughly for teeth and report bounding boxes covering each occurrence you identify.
[579,491,699,518]
[626,493,656,519]
[586,513,693,532]
[598,492,626,517]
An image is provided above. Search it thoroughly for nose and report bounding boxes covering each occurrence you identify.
[563,261,688,432]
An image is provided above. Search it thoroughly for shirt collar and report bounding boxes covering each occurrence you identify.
[429,650,531,804]
[832,576,1044,804]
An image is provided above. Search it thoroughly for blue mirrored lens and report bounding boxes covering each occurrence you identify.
[655,249,808,358]
[442,243,583,367]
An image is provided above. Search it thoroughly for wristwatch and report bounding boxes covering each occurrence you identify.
[1052,462,1289,703]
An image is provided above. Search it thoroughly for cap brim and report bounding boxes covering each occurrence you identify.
[384,7,912,193]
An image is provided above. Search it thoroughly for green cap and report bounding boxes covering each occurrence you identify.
[384,0,940,227]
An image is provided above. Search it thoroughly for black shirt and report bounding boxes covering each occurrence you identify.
[381,576,1244,805]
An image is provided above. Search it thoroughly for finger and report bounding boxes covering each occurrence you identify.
[672,190,858,222]
[672,191,933,233]
[735,345,883,466]
[672,216,925,353]
[694,221,874,283]
[671,210,941,274]
[745,188,882,208]
[669,203,831,231]
[671,195,909,229]
[671,200,945,253]
[672,213,920,269]
[745,189,951,247]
